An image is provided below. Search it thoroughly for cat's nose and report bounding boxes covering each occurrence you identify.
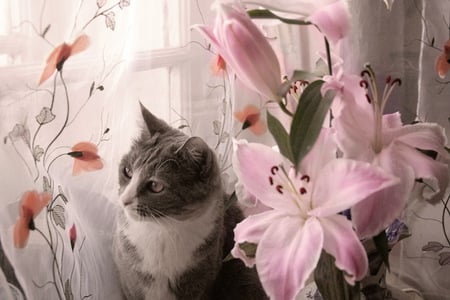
[119,193,134,206]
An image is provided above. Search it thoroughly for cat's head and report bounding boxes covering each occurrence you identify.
[118,103,222,221]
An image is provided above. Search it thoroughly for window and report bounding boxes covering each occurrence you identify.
[0,0,211,126]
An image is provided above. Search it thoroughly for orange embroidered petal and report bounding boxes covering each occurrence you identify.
[70,35,90,55]
[13,216,30,248]
[13,190,50,248]
[249,119,267,135]
[234,105,267,135]
[38,44,69,85]
[21,190,51,216]
[234,105,260,123]
[38,34,90,85]
[71,141,104,175]
[436,39,450,79]
[243,113,260,129]
[210,54,226,76]
[72,141,98,153]
[73,159,104,175]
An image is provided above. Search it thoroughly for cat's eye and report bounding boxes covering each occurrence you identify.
[148,180,164,193]
[123,166,133,179]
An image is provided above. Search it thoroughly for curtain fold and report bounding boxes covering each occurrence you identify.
[342,1,450,299]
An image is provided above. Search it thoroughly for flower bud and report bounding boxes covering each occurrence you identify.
[194,3,282,101]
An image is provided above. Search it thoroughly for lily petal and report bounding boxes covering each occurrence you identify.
[256,217,323,300]
[299,127,337,180]
[309,159,399,217]
[334,102,375,161]
[392,140,449,203]
[232,140,299,212]
[232,209,286,266]
[320,214,368,284]
[388,122,448,158]
[308,1,350,44]
[222,19,281,100]
[352,144,415,238]
[193,3,282,101]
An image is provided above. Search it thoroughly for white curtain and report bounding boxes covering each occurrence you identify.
[0,1,205,299]
[343,1,450,299]
[1,0,449,299]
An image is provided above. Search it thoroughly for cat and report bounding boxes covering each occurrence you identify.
[112,103,267,300]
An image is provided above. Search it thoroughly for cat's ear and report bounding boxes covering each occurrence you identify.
[140,102,171,135]
[178,137,217,179]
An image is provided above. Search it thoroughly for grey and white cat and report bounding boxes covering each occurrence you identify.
[112,104,267,300]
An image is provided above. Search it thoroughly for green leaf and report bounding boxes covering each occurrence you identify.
[223,241,258,263]
[239,242,257,258]
[289,59,328,84]
[289,80,334,168]
[247,9,311,26]
[290,70,316,82]
[314,251,360,300]
[373,230,390,271]
[267,110,293,162]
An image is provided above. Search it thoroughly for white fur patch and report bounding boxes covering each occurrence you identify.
[120,187,219,299]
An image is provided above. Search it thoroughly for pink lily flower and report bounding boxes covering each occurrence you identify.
[321,53,367,118]
[231,129,398,300]
[334,68,450,238]
[193,3,282,101]
[307,0,350,44]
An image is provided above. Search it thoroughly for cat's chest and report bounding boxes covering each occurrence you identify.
[122,209,217,278]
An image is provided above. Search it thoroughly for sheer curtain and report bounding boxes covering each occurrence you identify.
[0,1,214,299]
[1,1,449,299]
[343,1,450,299]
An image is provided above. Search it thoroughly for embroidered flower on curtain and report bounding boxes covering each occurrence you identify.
[38,34,90,85]
[69,142,104,175]
[13,190,51,248]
